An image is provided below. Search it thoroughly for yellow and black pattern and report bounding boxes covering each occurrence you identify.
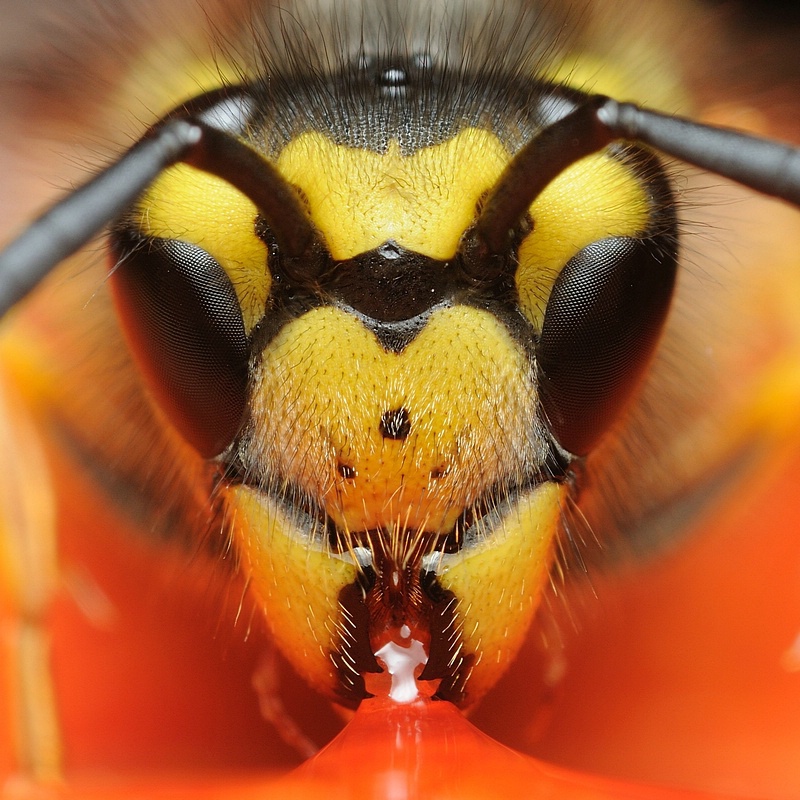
[2,0,800,742]
[102,22,684,706]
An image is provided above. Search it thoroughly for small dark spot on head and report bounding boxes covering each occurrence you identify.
[430,466,449,480]
[379,407,411,440]
[338,463,357,480]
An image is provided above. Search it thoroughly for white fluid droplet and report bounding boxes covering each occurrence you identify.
[374,638,429,704]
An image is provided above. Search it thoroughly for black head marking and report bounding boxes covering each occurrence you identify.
[379,407,412,440]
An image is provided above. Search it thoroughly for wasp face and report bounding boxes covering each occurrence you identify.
[3,0,800,791]
[108,51,677,707]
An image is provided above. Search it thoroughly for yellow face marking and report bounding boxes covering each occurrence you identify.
[228,485,359,695]
[276,130,509,261]
[133,130,647,346]
[243,304,542,536]
[227,468,566,703]
[137,164,271,333]
[515,152,650,330]
[434,481,566,705]
[228,297,562,702]
[131,116,654,707]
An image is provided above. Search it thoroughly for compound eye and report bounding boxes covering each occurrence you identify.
[110,231,249,458]
[537,234,677,456]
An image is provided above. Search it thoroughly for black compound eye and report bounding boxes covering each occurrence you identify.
[537,234,678,456]
[109,230,249,458]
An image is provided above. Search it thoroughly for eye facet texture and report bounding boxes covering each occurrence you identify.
[110,233,249,457]
[538,234,678,456]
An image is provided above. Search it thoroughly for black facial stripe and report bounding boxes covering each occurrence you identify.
[249,227,535,355]
[329,242,451,321]
[247,55,585,157]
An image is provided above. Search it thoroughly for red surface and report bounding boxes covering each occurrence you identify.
[46,697,740,800]
[476,447,800,799]
[18,446,795,798]
[4,359,800,798]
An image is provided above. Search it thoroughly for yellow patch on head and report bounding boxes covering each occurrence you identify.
[228,486,359,696]
[516,152,650,330]
[244,304,541,536]
[136,164,271,333]
[275,130,509,261]
[434,481,566,704]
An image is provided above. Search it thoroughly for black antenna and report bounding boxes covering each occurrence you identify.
[0,119,321,318]
[1,97,800,318]
[472,95,800,256]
